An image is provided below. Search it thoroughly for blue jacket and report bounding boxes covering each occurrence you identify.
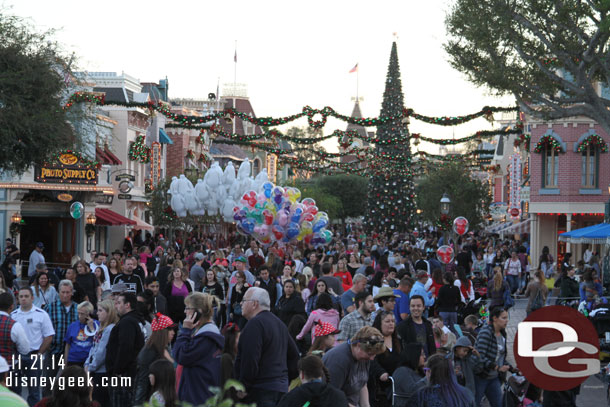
[174,322,224,405]
[410,281,434,307]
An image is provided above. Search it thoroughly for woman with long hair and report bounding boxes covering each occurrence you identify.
[454,267,474,303]
[31,272,57,309]
[297,293,340,343]
[229,270,250,329]
[134,313,176,405]
[202,268,225,326]
[107,257,122,283]
[472,252,486,276]
[392,344,426,407]
[369,271,386,298]
[33,365,100,407]
[429,268,444,299]
[212,250,229,268]
[370,310,401,407]
[437,272,461,336]
[279,263,296,286]
[334,257,353,292]
[85,299,119,406]
[220,322,240,402]
[75,260,101,307]
[305,279,335,314]
[94,266,111,293]
[414,353,474,407]
[375,253,390,276]
[347,253,361,277]
[276,280,306,327]
[474,307,513,407]
[148,359,177,407]
[524,269,549,315]
[162,267,193,325]
[487,267,509,310]
[483,245,495,278]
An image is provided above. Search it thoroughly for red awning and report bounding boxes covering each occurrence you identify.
[96,145,113,165]
[95,208,136,226]
[104,145,122,165]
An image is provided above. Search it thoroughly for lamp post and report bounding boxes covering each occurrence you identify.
[85,213,96,253]
[9,213,22,242]
[440,193,451,245]
[605,184,610,223]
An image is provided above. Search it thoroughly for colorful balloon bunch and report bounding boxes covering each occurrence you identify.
[233,183,332,246]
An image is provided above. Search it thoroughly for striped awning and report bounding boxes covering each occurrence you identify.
[484,221,512,234]
[498,219,530,235]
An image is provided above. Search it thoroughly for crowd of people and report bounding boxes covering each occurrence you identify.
[0,226,604,407]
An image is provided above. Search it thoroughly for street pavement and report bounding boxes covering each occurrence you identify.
[504,297,605,407]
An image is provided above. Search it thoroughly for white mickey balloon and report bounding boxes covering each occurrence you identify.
[222,197,235,222]
[169,176,179,195]
[195,179,209,203]
[253,169,269,192]
[237,157,250,180]
[184,188,199,214]
[171,193,187,217]
[222,162,236,186]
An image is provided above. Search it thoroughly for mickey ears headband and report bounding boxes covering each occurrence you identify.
[347,336,384,346]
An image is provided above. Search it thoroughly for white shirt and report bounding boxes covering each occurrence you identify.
[11,305,55,352]
[28,250,45,277]
[245,248,264,258]
[0,311,30,355]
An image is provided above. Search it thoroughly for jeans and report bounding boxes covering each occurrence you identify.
[92,372,111,407]
[475,376,503,407]
[439,311,458,336]
[244,388,284,407]
[42,351,62,397]
[17,354,41,406]
[506,275,519,294]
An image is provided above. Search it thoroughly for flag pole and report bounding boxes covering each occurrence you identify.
[233,40,237,134]
[356,65,359,101]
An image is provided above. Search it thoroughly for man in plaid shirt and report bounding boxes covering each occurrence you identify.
[337,291,375,342]
[43,280,78,395]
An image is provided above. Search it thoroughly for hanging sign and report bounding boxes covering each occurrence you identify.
[508,153,522,219]
[35,152,98,185]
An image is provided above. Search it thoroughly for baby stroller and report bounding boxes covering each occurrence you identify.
[504,374,533,407]
[457,297,483,325]
[590,306,610,359]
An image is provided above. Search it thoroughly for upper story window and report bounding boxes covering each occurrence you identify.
[542,147,558,188]
[576,133,608,189]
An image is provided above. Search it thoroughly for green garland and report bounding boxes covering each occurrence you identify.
[534,135,563,154]
[576,134,608,153]
[405,106,518,126]
[128,135,151,163]
[45,149,100,169]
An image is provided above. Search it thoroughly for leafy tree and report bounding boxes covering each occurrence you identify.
[315,174,368,219]
[445,0,610,134]
[415,163,491,227]
[0,11,79,174]
[285,126,323,179]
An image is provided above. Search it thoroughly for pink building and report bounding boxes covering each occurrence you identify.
[528,119,610,265]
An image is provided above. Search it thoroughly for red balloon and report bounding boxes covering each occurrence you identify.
[436,245,454,264]
[453,217,469,236]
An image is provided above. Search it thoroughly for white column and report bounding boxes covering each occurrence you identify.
[566,213,572,253]
[530,213,538,268]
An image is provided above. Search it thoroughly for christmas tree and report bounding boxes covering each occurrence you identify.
[364,42,415,233]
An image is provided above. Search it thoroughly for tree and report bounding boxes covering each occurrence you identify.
[0,11,79,174]
[364,42,415,233]
[445,0,610,134]
[415,163,491,228]
[315,174,368,219]
[285,126,323,179]
[292,179,343,221]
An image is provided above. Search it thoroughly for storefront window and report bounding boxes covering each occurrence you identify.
[581,144,599,188]
[542,147,558,187]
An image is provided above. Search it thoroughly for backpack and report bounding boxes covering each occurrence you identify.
[531,287,543,311]
[503,286,514,309]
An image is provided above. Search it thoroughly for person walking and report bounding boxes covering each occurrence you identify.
[85,299,118,407]
[487,268,509,310]
[174,292,224,405]
[437,272,461,336]
[106,292,145,407]
[337,291,375,343]
[27,243,45,279]
[474,307,515,407]
[391,343,426,407]
[524,270,549,315]
[296,293,340,343]
[504,250,522,294]
[413,353,474,406]
[234,287,300,407]
[396,295,436,358]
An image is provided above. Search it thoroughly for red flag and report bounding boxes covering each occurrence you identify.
[349,63,358,73]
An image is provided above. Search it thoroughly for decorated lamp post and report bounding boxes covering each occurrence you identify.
[440,193,451,245]
[85,213,96,253]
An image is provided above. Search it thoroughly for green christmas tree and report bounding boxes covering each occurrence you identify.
[364,42,415,233]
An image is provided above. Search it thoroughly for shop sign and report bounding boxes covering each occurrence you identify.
[57,193,73,202]
[115,173,136,182]
[118,194,132,200]
[35,153,98,185]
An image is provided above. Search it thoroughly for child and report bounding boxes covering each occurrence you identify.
[148,359,177,407]
[461,314,479,345]
[449,336,479,398]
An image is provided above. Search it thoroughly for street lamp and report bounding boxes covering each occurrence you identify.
[440,193,451,215]
[9,213,22,241]
[86,213,96,253]
[605,184,610,223]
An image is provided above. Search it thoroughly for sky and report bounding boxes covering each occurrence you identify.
[7,0,514,153]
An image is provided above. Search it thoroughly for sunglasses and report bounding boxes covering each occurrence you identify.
[352,336,384,346]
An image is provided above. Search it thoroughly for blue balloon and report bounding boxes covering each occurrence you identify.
[262,182,274,198]
[313,218,328,233]
[241,219,255,234]
[286,222,300,240]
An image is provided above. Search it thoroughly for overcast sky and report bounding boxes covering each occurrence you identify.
[8,0,514,152]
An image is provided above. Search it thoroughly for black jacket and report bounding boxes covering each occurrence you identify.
[162,281,193,324]
[277,381,348,407]
[275,294,306,326]
[396,317,436,358]
[437,285,461,312]
[105,310,145,377]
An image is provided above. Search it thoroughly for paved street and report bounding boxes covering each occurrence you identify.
[505,298,605,407]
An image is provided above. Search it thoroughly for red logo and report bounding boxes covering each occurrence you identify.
[436,245,454,264]
[453,217,469,235]
[509,208,520,217]
[514,306,599,391]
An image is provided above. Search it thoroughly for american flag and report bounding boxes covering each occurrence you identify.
[349,63,358,73]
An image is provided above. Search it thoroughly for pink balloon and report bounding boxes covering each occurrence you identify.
[277,209,289,227]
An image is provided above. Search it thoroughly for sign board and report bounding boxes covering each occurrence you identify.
[57,193,73,202]
[151,142,161,188]
[510,208,520,217]
[118,194,132,200]
[508,154,522,219]
[115,174,136,182]
[35,152,98,185]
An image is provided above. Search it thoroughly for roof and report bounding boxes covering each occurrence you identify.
[93,87,129,103]
[495,134,505,156]
[210,141,247,160]
[218,97,263,136]
[344,101,370,144]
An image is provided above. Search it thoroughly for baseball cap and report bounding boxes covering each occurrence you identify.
[111,282,128,294]
[314,321,341,337]
[151,313,176,331]
[195,252,205,261]
[235,256,247,263]
[36,242,44,249]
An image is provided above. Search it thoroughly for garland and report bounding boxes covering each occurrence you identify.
[534,135,563,154]
[185,149,195,160]
[128,135,151,163]
[411,129,520,145]
[513,134,530,150]
[576,134,608,153]
[46,149,101,169]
